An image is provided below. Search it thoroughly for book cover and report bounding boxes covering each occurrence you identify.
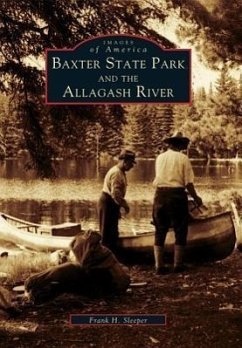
[0,1,241,347]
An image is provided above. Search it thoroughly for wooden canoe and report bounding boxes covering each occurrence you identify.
[117,211,236,262]
[0,211,236,263]
[0,213,81,252]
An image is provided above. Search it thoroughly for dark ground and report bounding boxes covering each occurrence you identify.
[0,250,242,348]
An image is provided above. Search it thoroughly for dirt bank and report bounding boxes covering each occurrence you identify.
[0,250,241,348]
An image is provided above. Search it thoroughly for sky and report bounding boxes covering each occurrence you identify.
[27,28,219,92]
[147,1,240,92]
[148,15,219,91]
[26,1,240,93]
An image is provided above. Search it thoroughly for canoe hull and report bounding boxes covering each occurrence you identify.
[117,212,236,263]
[0,211,236,263]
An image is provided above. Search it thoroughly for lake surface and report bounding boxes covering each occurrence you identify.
[0,158,242,233]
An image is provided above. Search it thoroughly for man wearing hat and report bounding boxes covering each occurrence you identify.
[153,131,203,273]
[98,150,136,253]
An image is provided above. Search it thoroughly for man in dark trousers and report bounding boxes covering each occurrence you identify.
[98,150,136,254]
[153,132,203,274]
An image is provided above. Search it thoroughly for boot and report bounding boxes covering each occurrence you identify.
[154,246,169,275]
[174,245,186,273]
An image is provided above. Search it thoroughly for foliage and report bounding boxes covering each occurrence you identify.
[0,94,8,158]
[82,66,242,159]
[174,66,242,158]
[0,0,175,177]
[46,105,124,160]
[168,0,242,67]
[125,105,155,156]
[124,104,174,156]
[1,1,242,171]
[149,104,174,154]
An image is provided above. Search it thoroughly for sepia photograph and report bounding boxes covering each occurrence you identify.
[0,1,241,347]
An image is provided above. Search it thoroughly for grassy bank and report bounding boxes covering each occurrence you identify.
[0,253,52,285]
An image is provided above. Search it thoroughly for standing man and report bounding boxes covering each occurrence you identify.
[153,132,203,274]
[98,150,136,254]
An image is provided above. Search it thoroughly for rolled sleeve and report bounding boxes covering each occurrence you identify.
[110,172,126,206]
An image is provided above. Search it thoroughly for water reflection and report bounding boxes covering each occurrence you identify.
[1,158,242,182]
[0,199,95,224]
[0,159,242,231]
[0,199,153,232]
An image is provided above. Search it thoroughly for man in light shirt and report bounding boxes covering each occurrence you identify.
[98,150,136,254]
[153,132,203,274]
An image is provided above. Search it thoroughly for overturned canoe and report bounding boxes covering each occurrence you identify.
[0,211,236,263]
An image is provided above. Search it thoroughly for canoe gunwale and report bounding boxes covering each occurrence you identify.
[0,212,81,237]
[188,210,233,225]
[119,210,234,239]
[1,213,41,228]
[0,211,236,263]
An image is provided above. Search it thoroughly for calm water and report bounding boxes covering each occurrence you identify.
[0,158,242,233]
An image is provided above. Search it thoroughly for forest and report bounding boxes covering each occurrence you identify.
[1,65,242,161]
[0,0,242,176]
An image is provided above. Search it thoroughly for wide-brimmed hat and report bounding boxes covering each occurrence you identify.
[118,149,136,163]
[164,131,190,149]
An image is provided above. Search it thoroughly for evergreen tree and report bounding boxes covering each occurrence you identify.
[214,66,240,118]
[169,0,242,67]
[174,69,242,159]
[98,106,124,156]
[0,95,24,158]
[1,0,242,174]
[124,104,174,156]
[0,94,8,158]
[0,0,175,177]
[150,105,174,154]
[212,66,242,156]
[124,105,153,156]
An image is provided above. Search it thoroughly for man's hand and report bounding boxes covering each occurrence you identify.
[194,195,203,207]
[186,183,203,207]
[123,202,130,214]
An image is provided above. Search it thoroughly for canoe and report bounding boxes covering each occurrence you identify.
[118,211,236,263]
[0,213,81,252]
[0,211,236,263]
[230,203,242,252]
